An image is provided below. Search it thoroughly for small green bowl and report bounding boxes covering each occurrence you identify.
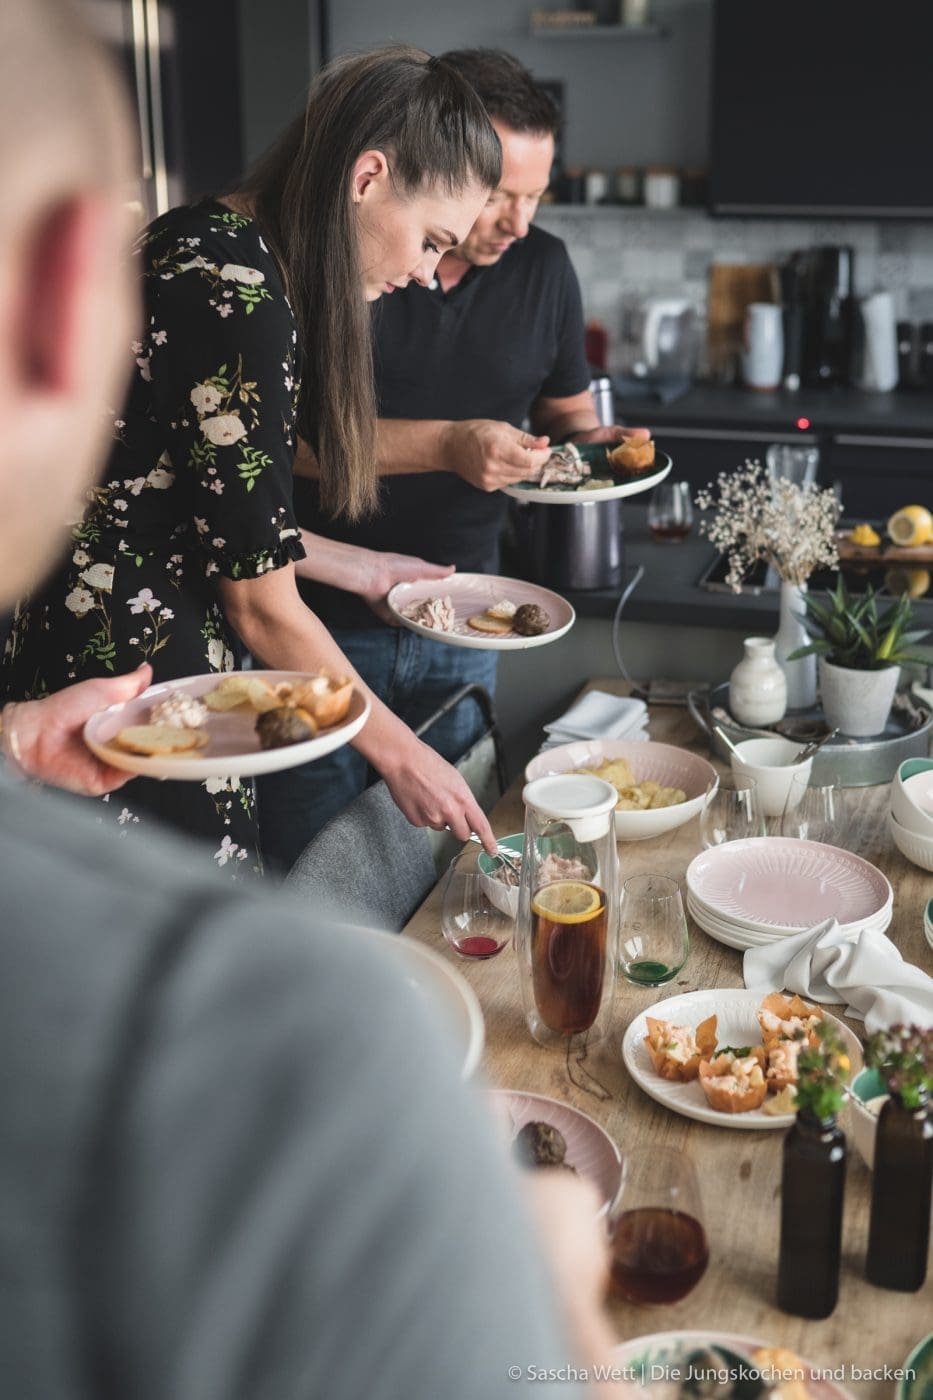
[476,834,523,918]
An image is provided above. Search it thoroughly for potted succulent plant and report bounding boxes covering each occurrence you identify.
[789,575,933,736]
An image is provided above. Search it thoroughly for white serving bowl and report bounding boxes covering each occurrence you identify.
[888,809,933,872]
[730,736,813,818]
[525,739,717,841]
[848,1067,889,1170]
[891,758,933,839]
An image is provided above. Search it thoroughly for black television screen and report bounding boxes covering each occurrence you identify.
[710,0,933,218]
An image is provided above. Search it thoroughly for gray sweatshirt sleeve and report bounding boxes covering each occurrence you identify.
[83,901,587,1400]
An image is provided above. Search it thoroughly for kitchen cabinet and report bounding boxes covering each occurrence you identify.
[825,434,933,517]
[615,385,933,516]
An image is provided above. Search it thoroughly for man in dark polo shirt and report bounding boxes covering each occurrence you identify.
[259,49,648,870]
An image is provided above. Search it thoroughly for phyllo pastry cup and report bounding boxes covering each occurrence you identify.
[698,1047,767,1113]
[757,992,823,1051]
[644,1014,717,1082]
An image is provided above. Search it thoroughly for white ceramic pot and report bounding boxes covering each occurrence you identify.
[818,656,899,737]
[730,736,812,817]
[773,580,818,709]
[728,636,788,727]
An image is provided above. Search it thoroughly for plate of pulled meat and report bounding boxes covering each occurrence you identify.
[387,572,575,650]
[502,441,672,504]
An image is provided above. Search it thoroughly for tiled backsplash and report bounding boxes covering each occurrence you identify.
[536,206,933,373]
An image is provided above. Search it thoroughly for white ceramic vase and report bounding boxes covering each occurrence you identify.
[728,637,788,727]
[774,580,818,710]
[818,656,899,737]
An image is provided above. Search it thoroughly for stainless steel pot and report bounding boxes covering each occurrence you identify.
[508,497,625,591]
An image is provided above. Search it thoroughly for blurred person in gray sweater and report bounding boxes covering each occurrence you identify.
[0,3,625,1397]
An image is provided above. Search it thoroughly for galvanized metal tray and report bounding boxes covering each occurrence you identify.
[687,683,933,787]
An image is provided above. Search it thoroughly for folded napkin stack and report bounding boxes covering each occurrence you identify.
[744,916,933,1034]
[539,690,649,752]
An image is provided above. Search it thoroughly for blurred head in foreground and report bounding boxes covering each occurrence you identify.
[0,0,135,609]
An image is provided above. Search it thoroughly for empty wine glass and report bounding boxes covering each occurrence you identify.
[699,774,761,848]
[648,480,694,542]
[619,874,689,985]
[441,845,515,960]
[608,1145,709,1305]
[780,772,848,844]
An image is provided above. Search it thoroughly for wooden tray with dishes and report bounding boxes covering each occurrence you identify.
[687,682,933,787]
[836,533,933,565]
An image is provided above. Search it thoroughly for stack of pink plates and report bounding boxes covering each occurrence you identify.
[685,838,893,950]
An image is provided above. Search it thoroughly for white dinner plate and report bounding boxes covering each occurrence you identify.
[387,572,575,650]
[621,988,863,1130]
[502,450,672,505]
[686,838,892,934]
[83,670,370,781]
[612,1331,855,1400]
[486,1089,622,1215]
[352,930,485,1082]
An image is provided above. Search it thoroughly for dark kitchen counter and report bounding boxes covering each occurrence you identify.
[560,505,933,631]
[614,383,933,437]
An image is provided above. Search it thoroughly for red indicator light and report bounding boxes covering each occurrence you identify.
[796,417,811,430]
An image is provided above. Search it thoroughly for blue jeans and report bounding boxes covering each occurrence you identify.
[256,627,498,873]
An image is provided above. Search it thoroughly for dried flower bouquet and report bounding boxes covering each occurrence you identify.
[695,460,841,592]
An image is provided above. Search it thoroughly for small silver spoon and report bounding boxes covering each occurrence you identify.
[794,728,839,764]
[713,722,744,760]
[467,831,522,878]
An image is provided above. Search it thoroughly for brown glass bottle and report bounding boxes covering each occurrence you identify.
[866,1091,932,1291]
[777,1108,846,1318]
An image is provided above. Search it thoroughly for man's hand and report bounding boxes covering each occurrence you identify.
[3,666,154,795]
[566,425,652,447]
[440,419,551,492]
[359,552,455,624]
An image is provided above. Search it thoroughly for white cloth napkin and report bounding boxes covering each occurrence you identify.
[543,690,648,741]
[743,917,933,1033]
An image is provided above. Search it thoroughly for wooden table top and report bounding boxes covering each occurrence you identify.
[402,680,933,1395]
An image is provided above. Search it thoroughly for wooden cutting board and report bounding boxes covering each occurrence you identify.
[837,533,933,564]
[707,263,780,376]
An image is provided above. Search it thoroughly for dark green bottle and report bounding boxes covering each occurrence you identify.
[777,1108,846,1318]
[866,1090,932,1291]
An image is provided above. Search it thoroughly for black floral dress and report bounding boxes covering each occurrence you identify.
[1,200,305,877]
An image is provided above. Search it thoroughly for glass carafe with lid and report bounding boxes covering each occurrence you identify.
[515,774,619,1049]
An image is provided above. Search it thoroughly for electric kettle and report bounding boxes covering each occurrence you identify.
[640,297,698,375]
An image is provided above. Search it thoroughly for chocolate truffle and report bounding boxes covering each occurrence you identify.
[512,603,550,636]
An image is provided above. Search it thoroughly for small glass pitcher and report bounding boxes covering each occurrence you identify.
[515,774,619,1050]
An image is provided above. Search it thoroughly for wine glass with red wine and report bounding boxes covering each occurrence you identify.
[441,847,515,960]
[608,1145,709,1305]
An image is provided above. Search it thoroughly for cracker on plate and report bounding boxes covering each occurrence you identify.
[113,724,208,756]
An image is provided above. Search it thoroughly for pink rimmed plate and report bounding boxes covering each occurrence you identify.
[387,573,575,651]
[486,1089,621,1215]
[83,670,370,781]
[686,838,892,934]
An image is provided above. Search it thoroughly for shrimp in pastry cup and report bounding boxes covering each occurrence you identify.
[644,1015,717,1083]
[757,992,823,1051]
[698,1048,767,1113]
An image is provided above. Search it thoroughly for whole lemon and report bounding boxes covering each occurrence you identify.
[887,504,933,547]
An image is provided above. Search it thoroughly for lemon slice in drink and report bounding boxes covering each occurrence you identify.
[887,505,933,547]
[531,880,603,924]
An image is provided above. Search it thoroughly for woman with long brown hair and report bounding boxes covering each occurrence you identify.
[0,46,500,875]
